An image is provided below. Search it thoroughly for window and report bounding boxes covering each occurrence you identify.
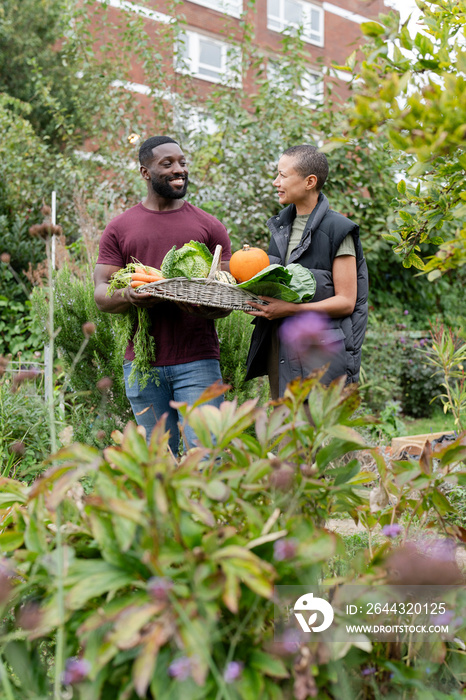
[186,0,242,19]
[267,0,324,46]
[173,102,218,139]
[267,61,324,105]
[301,70,324,104]
[176,31,242,86]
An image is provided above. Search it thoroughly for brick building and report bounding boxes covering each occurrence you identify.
[90,0,387,120]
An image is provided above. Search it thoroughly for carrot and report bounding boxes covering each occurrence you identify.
[134,265,163,276]
[131,273,164,283]
[131,280,146,288]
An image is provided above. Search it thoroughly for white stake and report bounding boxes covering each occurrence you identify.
[51,190,57,270]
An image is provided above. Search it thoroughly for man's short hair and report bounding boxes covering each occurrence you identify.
[139,136,179,166]
[282,144,329,191]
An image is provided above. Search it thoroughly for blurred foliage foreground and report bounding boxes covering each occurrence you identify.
[1,372,466,699]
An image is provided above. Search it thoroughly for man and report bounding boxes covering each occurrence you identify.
[245,144,368,398]
[94,135,232,453]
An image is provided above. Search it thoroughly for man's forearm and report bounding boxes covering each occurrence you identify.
[94,284,132,313]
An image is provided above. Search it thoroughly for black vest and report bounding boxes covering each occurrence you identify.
[245,193,369,394]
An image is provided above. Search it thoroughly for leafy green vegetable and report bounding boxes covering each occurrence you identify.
[235,265,292,298]
[236,263,315,302]
[161,240,213,279]
[242,281,300,301]
[286,263,317,302]
[107,266,158,389]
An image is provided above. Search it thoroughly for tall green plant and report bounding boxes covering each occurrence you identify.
[421,324,466,431]
[31,265,132,443]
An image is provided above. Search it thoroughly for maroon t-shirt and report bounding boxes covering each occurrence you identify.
[97,201,232,366]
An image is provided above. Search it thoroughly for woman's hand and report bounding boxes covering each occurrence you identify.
[245,297,297,320]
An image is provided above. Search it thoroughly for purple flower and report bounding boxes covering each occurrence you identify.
[404,310,409,315]
[431,610,454,626]
[168,656,191,681]
[419,338,427,347]
[62,657,90,685]
[147,576,173,601]
[423,538,456,562]
[382,524,403,538]
[279,312,332,355]
[361,667,376,676]
[281,628,301,653]
[399,336,406,344]
[273,538,298,561]
[224,661,244,683]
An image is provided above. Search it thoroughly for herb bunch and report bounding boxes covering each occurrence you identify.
[107,263,158,389]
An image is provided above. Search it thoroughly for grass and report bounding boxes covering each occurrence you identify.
[403,408,459,436]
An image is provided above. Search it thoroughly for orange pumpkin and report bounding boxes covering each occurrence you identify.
[229,244,270,282]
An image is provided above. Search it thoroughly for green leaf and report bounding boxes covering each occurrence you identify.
[203,479,230,501]
[182,497,215,527]
[431,488,454,515]
[331,459,361,486]
[361,21,385,37]
[0,530,24,551]
[103,447,145,487]
[236,667,264,700]
[0,479,28,506]
[398,210,413,222]
[397,179,407,195]
[250,650,289,678]
[222,565,240,613]
[65,561,135,609]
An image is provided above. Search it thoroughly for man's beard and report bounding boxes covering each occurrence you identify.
[150,174,189,199]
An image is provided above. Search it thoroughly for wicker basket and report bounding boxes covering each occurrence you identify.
[136,245,268,310]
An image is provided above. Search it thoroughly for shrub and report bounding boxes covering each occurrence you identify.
[360,320,445,419]
[31,264,132,444]
[399,337,443,418]
[360,322,403,413]
[1,373,465,699]
[0,372,50,480]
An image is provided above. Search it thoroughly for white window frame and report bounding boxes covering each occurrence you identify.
[173,101,218,137]
[267,61,324,106]
[176,30,242,86]
[299,69,324,104]
[267,0,324,47]
[186,0,243,19]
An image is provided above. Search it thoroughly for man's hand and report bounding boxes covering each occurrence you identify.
[245,297,296,320]
[127,287,163,308]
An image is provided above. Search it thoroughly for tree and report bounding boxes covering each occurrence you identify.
[339,0,466,277]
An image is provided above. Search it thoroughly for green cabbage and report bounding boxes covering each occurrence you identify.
[286,263,317,302]
[161,240,213,279]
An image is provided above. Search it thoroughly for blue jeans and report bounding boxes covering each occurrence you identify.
[123,359,224,454]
